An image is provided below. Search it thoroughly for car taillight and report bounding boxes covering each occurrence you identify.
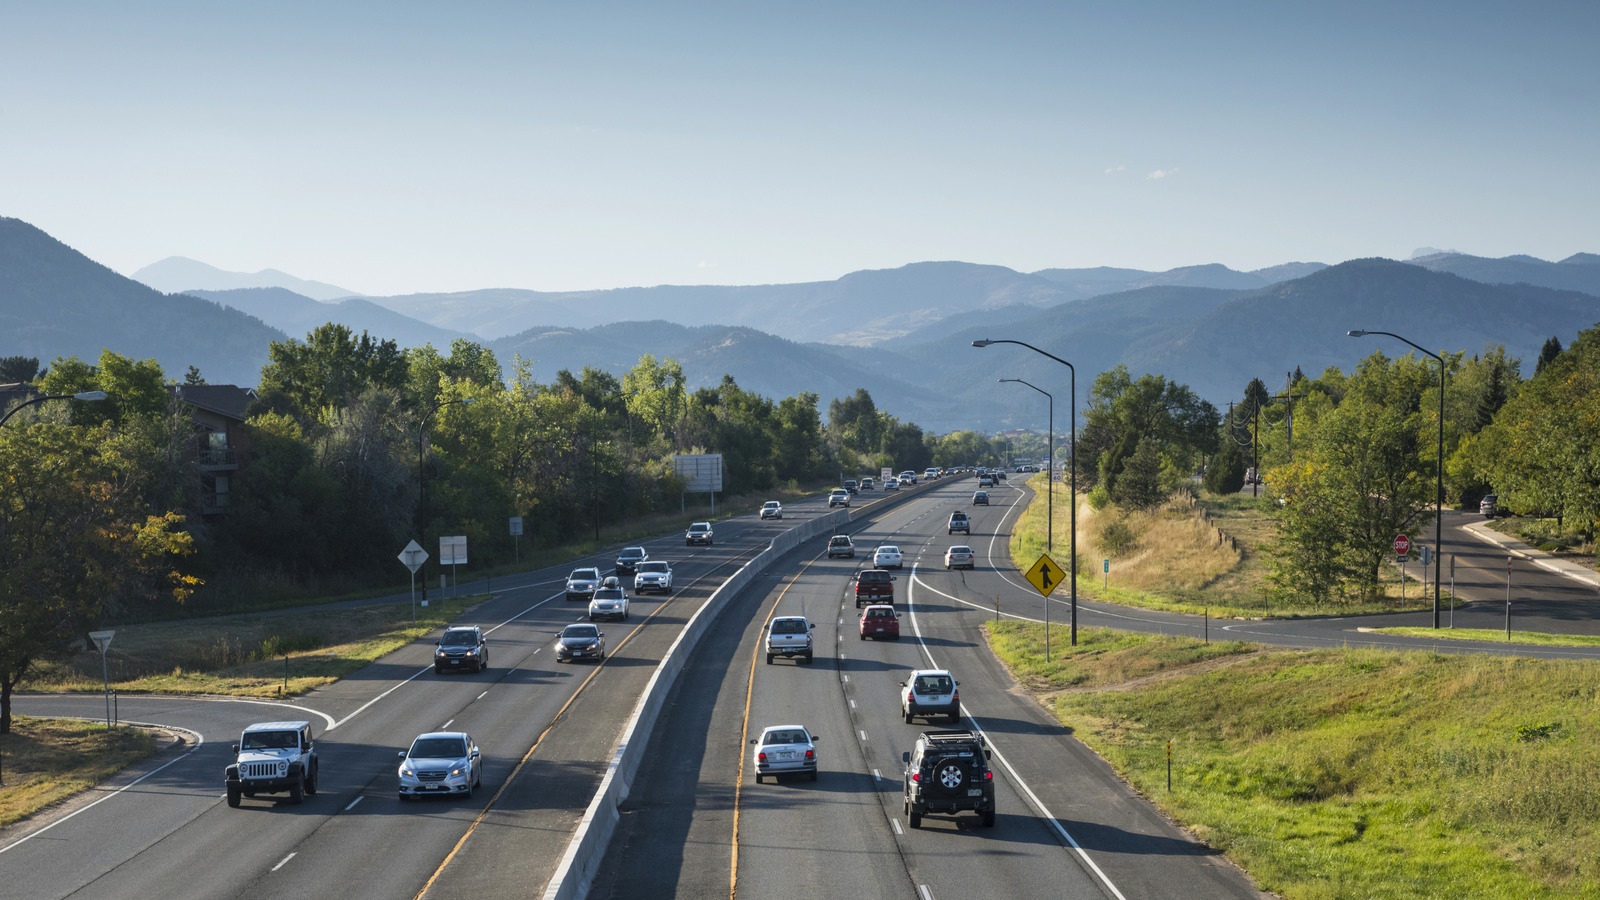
[906,690,914,703]
[985,770,993,781]
[952,689,960,703]
[912,772,921,782]
[757,752,766,763]
[805,749,814,760]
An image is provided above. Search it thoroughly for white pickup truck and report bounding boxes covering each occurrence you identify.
[765,616,815,665]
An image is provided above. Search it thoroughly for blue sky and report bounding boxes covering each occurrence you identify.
[3,1,1596,295]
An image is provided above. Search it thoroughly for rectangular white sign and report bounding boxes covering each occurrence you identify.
[440,535,467,565]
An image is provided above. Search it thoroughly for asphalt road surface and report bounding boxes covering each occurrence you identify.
[1,484,925,900]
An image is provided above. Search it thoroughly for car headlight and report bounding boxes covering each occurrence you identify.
[400,765,416,776]
[450,764,468,776]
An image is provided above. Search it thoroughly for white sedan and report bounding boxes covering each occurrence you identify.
[750,724,819,783]
[883,477,900,491]
[873,545,903,569]
[760,501,783,519]
[944,545,975,570]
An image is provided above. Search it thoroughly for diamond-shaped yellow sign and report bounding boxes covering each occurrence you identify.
[1024,553,1063,597]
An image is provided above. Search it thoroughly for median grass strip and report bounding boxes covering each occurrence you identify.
[986,621,1600,899]
[27,594,479,698]
[0,717,154,828]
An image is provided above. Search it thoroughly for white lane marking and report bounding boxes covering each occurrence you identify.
[0,722,206,855]
[849,699,857,709]
[873,768,881,780]
[842,675,849,682]
[908,565,1130,900]
[919,885,934,900]
[441,719,454,730]
[329,589,565,731]
[272,852,296,872]
[859,729,867,741]
[477,691,488,700]
[892,818,904,835]
[345,796,363,811]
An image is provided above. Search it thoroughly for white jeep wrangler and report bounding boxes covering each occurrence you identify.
[225,720,319,807]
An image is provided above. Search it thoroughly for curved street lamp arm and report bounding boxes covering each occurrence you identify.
[0,391,110,429]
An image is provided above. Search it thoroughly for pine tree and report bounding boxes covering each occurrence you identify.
[1536,336,1563,375]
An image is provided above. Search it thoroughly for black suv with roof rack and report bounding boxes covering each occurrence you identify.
[902,729,995,828]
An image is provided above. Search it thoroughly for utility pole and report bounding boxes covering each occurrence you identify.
[1251,399,1260,498]
[1285,372,1295,462]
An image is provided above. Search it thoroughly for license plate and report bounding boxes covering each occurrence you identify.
[968,789,983,797]
[450,660,461,665]
[776,751,794,760]
[874,628,884,632]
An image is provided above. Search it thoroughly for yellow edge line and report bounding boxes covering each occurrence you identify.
[413,552,754,900]
[731,546,828,900]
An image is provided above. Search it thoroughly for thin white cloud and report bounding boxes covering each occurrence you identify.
[697,261,717,268]
[1103,165,1126,174]
[1147,168,1178,179]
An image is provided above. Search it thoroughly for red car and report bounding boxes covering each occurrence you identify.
[858,605,900,641]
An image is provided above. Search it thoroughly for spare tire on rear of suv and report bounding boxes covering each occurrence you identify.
[928,756,972,796]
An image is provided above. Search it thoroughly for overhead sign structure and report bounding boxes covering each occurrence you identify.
[1025,553,1063,597]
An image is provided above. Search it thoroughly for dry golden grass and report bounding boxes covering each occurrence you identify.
[0,717,154,828]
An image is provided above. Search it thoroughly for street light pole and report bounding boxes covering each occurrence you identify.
[417,397,475,606]
[973,340,1077,646]
[1000,378,1054,660]
[0,391,109,428]
[1348,329,1445,628]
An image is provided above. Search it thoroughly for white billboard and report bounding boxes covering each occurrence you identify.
[673,454,724,492]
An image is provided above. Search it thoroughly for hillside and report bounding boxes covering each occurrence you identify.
[1406,251,1600,295]
[0,218,284,385]
[187,288,473,350]
[133,256,360,301]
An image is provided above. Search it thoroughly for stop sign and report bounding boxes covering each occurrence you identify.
[1394,534,1411,556]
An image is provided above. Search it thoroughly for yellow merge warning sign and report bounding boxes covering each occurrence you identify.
[1024,554,1063,597]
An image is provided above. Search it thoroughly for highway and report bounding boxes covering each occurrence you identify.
[591,476,1265,899]
[1,487,905,900]
[7,473,1598,899]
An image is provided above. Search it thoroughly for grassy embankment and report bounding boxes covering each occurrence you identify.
[987,622,1600,899]
[1007,474,1454,618]
[0,718,154,828]
[991,475,1600,897]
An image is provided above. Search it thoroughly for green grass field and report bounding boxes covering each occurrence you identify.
[986,621,1600,899]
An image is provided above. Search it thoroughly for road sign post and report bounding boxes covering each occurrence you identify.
[510,516,523,564]
[89,630,114,728]
[1025,554,1062,663]
[398,541,428,622]
[1450,555,1456,629]
[1506,556,1513,640]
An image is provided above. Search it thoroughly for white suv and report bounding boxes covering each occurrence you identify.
[901,669,960,723]
[225,721,319,807]
[634,560,673,594]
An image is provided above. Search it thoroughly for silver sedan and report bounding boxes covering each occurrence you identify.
[750,724,819,783]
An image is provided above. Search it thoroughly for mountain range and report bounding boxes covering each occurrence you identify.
[5,215,1599,432]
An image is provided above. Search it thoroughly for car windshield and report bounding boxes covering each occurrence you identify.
[638,562,669,573]
[571,569,599,581]
[592,589,624,600]
[440,630,478,646]
[866,608,893,618]
[951,546,972,554]
[563,625,599,639]
[619,548,644,559]
[242,731,298,751]
[763,729,808,746]
[915,675,954,693]
[771,619,807,635]
[764,502,779,508]
[860,571,888,582]
[831,536,849,545]
[690,524,710,532]
[410,737,466,759]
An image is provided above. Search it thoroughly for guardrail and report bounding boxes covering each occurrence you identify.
[541,476,953,900]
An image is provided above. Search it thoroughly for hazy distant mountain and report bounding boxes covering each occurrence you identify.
[486,321,938,419]
[919,260,1600,428]
[1028,261,1327,302]
[369,261,1073,346]
[185,287,472,349]
[1405,251,1600,296]
[133,256,359,302]
[0,218,283,385]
